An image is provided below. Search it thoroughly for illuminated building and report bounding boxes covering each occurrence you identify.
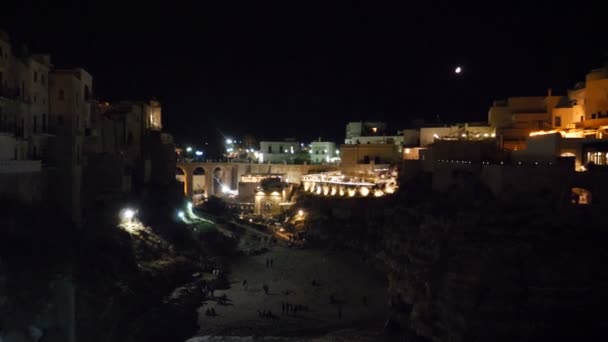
[520,65,608,170]
[310,140,338,164]
[258,140,303,163]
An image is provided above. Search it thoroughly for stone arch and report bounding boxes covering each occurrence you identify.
[192,167,206,197]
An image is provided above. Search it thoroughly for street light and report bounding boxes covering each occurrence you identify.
[120,208,137,223]
[226,139,233,144]
[195,151,203,156]
[186,147,193,152]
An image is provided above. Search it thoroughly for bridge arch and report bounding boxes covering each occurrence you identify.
[192,167,207,198]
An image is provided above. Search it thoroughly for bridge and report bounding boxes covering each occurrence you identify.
[175,161,390,199]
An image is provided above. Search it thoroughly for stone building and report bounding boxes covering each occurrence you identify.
[0,31,175,224]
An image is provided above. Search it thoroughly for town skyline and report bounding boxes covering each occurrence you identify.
[2,2,607,146]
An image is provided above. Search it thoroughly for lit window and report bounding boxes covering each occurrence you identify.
[554,116,561,127]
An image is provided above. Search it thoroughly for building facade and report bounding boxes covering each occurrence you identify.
[258,140,302,163]
[310,140,337,164]
[0,31,175,224]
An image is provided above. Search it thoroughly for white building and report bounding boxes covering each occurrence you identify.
[259,140,302,163]
[310,141,337,164]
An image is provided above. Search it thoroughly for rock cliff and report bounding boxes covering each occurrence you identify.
[294,173,608,341]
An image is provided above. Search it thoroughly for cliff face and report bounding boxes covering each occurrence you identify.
[295,175,608,342]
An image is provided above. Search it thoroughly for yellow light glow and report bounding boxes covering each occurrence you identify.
[298,209,304,217]
[348,188,356,197]
[330,186,337,196]
[405,148,411,154]
[372,127,377,133]
[359,187,370,196]
[374,190,384,197]
[323,185,330,195]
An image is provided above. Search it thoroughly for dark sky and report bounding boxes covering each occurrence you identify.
[2,1,607,151]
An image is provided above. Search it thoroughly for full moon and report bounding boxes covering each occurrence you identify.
[455,66,462,74]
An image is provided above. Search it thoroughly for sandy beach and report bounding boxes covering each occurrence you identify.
[191,231,387,340]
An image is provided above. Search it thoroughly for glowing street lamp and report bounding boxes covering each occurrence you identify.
[186,147,193,152]
[178,211,185,219]
[226,139,233,144]
[298,209,304,217]
[221,185,230,193]
[195,151,203,156]
[120,208,137,223]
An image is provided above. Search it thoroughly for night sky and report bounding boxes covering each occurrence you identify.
[2,2,607,152]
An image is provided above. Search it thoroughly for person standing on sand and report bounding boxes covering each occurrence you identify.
[242,279,247,289]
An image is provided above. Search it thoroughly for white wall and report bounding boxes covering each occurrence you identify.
[310,141,336,163]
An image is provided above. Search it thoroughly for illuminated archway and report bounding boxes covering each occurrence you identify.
[193,167,206,197]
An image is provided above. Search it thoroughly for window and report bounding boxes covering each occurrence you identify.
[41,74,46,85]
[570,187,592,205]
[76,116,79,130]
[34,71,38,83]
[42,114,47,132]
[58,89,64,101]
[33,116,38,133]
[268,145,272,153]
[32,146,37,159]
[554,116,561,127]
[279,145,284,153]
[315,150,319,154]
[580,116,584,122]
[592,113,597,119]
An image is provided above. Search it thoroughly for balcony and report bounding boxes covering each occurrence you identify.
[0,86,20,100]
[0,160,42,173]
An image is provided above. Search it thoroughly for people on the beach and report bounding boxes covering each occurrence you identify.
[242,279,248,289]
